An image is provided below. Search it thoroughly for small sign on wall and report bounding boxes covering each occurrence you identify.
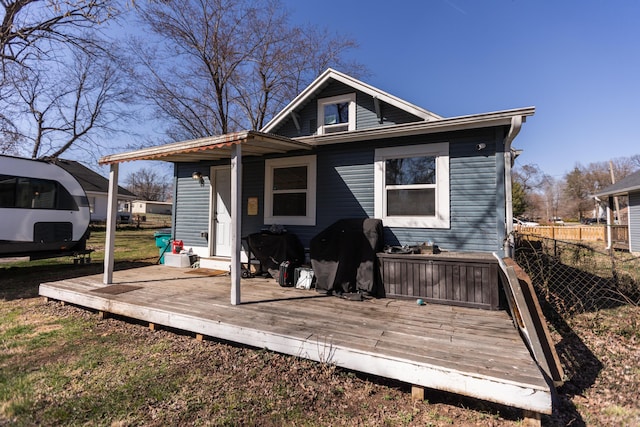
[247,197,258,216]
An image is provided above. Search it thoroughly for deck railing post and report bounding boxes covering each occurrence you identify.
[230,143,242,305]
[103,163,119,284]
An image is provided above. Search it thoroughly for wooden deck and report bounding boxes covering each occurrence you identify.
[39,265,552,415]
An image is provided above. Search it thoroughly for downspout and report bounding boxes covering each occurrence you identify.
[503,115,523,258]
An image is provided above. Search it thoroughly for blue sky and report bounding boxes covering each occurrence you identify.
[280,0,640,178]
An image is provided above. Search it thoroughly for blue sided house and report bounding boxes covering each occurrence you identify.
[100,68,534,303]
[84,70,564,419]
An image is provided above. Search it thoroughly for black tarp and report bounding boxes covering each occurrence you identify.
[246,232,305,278]
[310,218,384,297]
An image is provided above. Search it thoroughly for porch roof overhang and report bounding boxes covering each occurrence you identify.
[98,130,312,165]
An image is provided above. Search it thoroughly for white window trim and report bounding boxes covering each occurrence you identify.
[374,142,450,228]
[264,155,317,226]
[317,93,356,135]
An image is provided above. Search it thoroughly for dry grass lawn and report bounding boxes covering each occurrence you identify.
[1,229,639,426]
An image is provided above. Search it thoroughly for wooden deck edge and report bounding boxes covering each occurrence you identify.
[38,283,552,415]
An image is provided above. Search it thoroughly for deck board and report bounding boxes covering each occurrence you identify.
[39,265,553,414]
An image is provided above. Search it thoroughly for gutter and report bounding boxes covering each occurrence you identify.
[503,115,524,257]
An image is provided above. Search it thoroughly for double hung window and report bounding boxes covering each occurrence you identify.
[264,155,316,226]
[374,143,450,228]
[317,94,356,135]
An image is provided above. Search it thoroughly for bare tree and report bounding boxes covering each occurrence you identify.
[126,167,171,201]
[542,176,564,222]
[0,1,131,159]
[513,163,545,193]
[9,45,134,159]
[564,165,592,221]
[233,4,367,131]
[512,163,547,220]
[1,1,116,75]
[130,0,365,140]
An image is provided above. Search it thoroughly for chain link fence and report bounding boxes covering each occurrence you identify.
[514,233,640,316]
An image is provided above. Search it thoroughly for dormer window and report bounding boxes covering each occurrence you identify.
[317,93,356,135]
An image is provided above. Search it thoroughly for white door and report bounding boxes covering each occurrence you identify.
[210,167,232,257]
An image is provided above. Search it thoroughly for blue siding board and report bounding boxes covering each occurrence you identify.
[274,116,301,138]
[355,99,380,130]
[175,177,210,247]
[174,161,232,248]
[356,94,424,129]
[172,127,508,254]
[241,158,266,236]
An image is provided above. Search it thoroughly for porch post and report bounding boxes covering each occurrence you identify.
[103,163,119,284]
[230,143,242,305]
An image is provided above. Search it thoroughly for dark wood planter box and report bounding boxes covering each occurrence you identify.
[377,252,500,310]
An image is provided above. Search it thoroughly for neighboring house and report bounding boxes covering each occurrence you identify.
[592,169,640,253]
[99,68,534,270]
[51,159,137,222]
[132,200,173,215]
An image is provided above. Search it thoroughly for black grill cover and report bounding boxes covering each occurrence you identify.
[310,218,384,296]
[247,232,305,277]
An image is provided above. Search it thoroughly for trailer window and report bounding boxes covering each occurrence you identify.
[58,185,79,210]
[0,175,17,208]
[0,175,78,210]
[16,178,56,208]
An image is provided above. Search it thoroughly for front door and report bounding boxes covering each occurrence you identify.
[210,167,231,257]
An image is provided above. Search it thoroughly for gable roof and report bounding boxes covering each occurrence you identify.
[592,169,640,198]
[51,158,136,198]
[261,68,442,134]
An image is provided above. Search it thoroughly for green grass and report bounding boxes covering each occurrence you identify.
[0,228,167,425]
[1,228,160,301]
[1,227,159,268]
[0,309,183,425]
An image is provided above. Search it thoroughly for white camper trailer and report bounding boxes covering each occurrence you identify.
[0,155,91,259]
